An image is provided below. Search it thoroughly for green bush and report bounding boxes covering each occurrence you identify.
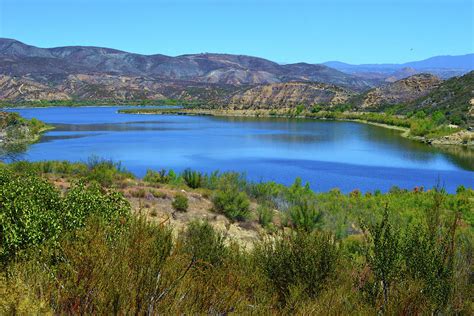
[182,169,203,189]
[247,181,283,202]
[181,220,227,267]
[255,231,339,304]
[212,189,250,221]
[85,156,134,187]
[295,104,305,115]
[289,199,323,232]
[362,209,401,311]
[257,204,274,228]
[410,118,435,136]
[13,215,174,314]
[172,193,189,212]
[63,181,130,231]
[0,172,63,262]
[144,169,177,184]
[311,105,322,113]
[0,168,131,263]
[286,177,312,204]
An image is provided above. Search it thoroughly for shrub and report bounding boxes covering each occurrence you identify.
[150,189,167,199]
[286,177,312,204]
[212,189,250,221]
[18,216,174,314]
[181,220,227,267]
[403,222,456,311]
[410,118,435,137]
[0,170,130,263]
[144,169,177,184]
[215,172,246,191]
[85,156,134,187]
[257,204,274,228]
[295,104,305,115]
[289,199,323,232]
[172,193,189,212]
[62,181,130,231]
[247,181,282,202]
[361,208,401,311]
[0,173,63,262]
[311,105,322,113]
[255,230,339,304]
[130,188,147,198]
[182,169,203,189]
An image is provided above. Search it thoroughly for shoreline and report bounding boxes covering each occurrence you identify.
[119,108,474,146]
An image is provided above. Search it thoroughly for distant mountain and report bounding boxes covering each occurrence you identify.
[0,38,375,90]
[404,54,474,69]
[323,54,474,80]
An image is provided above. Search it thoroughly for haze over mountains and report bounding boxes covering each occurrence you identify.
[324,54,474,81]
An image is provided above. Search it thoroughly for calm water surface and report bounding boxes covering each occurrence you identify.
[6,106,474,192]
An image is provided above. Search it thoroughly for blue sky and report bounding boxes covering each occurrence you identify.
[0,0,472,64]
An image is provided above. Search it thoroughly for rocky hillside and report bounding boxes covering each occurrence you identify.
[0,38,374,90]
[403,71,474,127]
[227,82,353,109]
[0,75,70,101]
[355,74,443,108]
[0,73,245,104]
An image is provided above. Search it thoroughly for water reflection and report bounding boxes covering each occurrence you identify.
[2,106,473,192]
[52,122,190,132]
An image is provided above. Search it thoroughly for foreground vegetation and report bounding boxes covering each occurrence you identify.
[1,159,472,314]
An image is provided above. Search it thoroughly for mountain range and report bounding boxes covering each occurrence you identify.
[323,54,473,81]
[0,38,374,89]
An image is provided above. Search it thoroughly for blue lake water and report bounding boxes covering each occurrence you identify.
[5,106,474,193]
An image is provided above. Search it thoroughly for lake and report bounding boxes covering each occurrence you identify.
[5,106,474,193]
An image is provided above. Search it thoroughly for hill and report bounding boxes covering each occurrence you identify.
[354,74,443,108]
[402,71,474,127]
[227,82,353,109]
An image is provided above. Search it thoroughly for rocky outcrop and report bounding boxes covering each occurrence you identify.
[358,74,442,108]
[228,82,353,109]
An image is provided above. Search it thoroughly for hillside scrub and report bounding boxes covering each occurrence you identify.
[172,193,189,212]
[0,161,473,314]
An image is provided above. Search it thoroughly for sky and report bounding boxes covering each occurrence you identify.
[0,0,472,64]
